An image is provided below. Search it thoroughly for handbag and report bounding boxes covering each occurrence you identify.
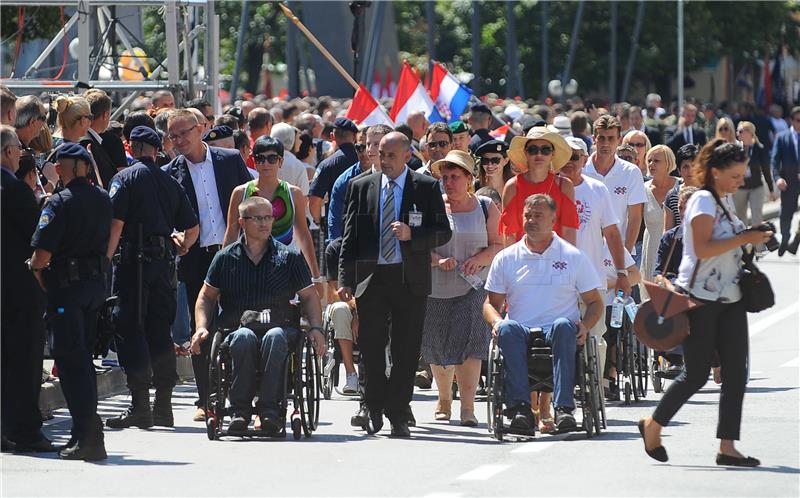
[633,233,704,351]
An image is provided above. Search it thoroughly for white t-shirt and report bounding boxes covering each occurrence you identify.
[485,235,602,329]
[278,151,310,195]
[574,175,619,283]
[584,155,647,248]
[600,243,636,305]
[675,190,745,302]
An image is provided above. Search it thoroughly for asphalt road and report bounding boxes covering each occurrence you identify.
[3,226,798,497]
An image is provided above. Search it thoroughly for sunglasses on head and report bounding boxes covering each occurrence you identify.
[253,153,281,164]
[354,144,366,153]
[427,140,450,149]
[525,144,553,156]
[481,156,503,165]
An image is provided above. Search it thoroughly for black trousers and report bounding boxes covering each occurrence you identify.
[778,184,799,241]
[184,250,217,407]
[112,260,178,392]
[653,299,748,440]
[355,265,427,423]
[1,299,46,443]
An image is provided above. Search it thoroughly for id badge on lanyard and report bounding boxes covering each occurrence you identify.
[408,204,423,227]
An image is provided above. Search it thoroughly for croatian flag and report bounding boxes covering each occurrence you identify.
[389,61,435,124]
[428,62,473,124]
[490,124,510,141]
[346,84,395,127]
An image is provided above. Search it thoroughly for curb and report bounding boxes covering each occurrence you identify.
[39,356,195,413]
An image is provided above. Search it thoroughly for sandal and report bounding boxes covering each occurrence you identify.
[539,417,556,434]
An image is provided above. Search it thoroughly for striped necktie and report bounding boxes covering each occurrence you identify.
[381,180,397,262]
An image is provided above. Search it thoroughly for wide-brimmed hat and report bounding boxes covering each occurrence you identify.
[431,150,475,178]
[508,126,572,172]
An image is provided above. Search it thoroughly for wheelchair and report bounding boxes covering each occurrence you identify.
[320,304,363,400]
[486,328,605,441]
[649,348,684,393]
[205,319,321,441]
[611,312,649,404]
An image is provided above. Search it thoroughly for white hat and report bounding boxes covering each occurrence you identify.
[565,136,588,155]
[552,115,572,137]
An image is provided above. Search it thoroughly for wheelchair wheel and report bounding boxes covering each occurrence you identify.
[650,352,664,394]
[624,381,632,405]
[298,334,320,437]
[321,313,336,400]
[206,331,228,441]
[575,346,593,439]
[584,338,603,437]
[486,341,505,441]
[635,341,648,399]
[206,417,217,441]
[291,417,302,440]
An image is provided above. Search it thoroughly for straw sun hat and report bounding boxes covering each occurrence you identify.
[507,126,572,172]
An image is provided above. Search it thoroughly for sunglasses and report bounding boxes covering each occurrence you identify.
[253,153,281,164]
[427,140,450,149]
[241,214,274,222]
[525,145,553,156]
[354,144,366,153]
[481,156,503,165]
[569,153,582,162]
[629,142,646,148]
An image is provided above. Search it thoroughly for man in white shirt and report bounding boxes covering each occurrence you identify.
[483,194,604,435]
[583,115,646,255]
[270,123,310,195]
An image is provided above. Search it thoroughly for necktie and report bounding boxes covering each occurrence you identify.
[380,180,397,262]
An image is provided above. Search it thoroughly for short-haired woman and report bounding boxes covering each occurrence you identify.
[732,121,775,227]
[638,139,773,467]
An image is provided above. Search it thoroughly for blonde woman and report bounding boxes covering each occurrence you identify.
[640,145,678,286]
[622,129,652,176]
[43,96,94,186]
[714,117,736,144]
[732,121,776,225]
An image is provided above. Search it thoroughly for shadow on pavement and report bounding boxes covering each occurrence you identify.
[669,464,800,474]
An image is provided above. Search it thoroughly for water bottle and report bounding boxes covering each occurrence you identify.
[624,297,638,322]
[458,268,485,290]
[610,290,625,329]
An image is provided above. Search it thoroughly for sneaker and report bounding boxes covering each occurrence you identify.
[343,372,359,395]
[555,406,577,433]
[259,416,281,435]
[508,405,535,434]
[228,415,248,433]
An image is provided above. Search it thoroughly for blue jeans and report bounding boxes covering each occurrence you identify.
[497,318,577,410]
[224,326,299,420]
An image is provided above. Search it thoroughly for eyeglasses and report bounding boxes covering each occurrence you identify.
[253,153,281,164]
[481,156,503,165]
[525,145,553,156]
[354,144,366,153]
[167,124,198,141]
[241,214,274,223]
[629,142,646,148]
[427,140,450,149]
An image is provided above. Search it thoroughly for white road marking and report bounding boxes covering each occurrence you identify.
[749,303,800,337]
[512,441,556,453]
[456,464,512,481]
[424,493,463,498]
[780,356,799,368]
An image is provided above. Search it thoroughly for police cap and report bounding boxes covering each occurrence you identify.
[129,125,162,149]
[202,125,234,143]
[56,142,92,164]
[474,139,508,157]
[333,117,358,133]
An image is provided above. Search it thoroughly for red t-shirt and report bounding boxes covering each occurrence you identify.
[499,172,579,241]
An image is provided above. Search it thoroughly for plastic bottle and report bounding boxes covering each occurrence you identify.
[624,297,638,322]
[610,290,625,328]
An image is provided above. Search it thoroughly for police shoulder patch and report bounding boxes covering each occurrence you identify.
[38,208,54,229]
[109,181,121,198]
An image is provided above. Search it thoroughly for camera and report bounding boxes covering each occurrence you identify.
[750,221,779,252]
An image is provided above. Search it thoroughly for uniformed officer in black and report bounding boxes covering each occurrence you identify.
[104,126,199,429]
[29,143,112,461]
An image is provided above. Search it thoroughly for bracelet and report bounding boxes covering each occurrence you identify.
[311,276,326,284]
[616,269,629,277]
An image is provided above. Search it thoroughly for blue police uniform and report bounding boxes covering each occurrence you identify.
[31,144,112,460]
[105,127,198,429]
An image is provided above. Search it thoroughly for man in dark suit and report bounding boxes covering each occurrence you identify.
[665,103,707,154]
[0,126,53,452]
[338,131,452,437]
[628,105,661,145]
[770,106,800,255]
[162,109,251,419]
[80,89,127,189]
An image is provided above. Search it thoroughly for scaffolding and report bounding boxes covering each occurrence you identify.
[2,0,220,116]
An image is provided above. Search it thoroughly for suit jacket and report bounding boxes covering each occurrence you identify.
[665,125,707,154]
[338,169,452,298]
[80,130,127,189]
[1,168,43,307]
[743,143,774,191]
[643,125,662,146]
[162,146,252,280]
[770,128,800,188]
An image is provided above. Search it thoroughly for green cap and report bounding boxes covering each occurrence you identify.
[448,120,469,134]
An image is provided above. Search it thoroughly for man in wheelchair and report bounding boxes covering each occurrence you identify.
[483,194,604,434]
[190,196,325,434]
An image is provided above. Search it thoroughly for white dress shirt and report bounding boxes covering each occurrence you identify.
[187,144,226,247]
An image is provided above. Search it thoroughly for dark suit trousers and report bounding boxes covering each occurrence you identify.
[184,250,217,407]
[356,264,427,422]
[1,301,46,443]
[779,183,799,241]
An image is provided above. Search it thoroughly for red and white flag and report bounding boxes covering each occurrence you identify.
[388,61,435,124]
[489,124,510,141]
[346,84,394,127]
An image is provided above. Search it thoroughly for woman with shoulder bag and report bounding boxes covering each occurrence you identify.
[638,140,773,467]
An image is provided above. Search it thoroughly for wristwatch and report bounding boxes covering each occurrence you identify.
[616,269,629,277]
[25,258,45,272]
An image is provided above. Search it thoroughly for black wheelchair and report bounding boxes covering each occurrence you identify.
[486,328,605,441]
[320,304,363,400]
[205,312,321,441]
[613,312,649,404]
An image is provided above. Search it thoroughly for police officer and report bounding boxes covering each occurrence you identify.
[29,143,112,461]
[105,126,199,429]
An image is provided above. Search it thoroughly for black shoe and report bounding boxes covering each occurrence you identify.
[106,406,153,429]
[779,240,788,256]
[788,236,800,255]
[555,407,577,433]
[367,408,384,434]
[58,440,107,461]
[716,453,760,467]
[259,416,281,436]
[14,437,58,453]
[389,420,411,438]
[228,415,249,433]
[405,405,416,427]
[509,406,535,435]
[637,419,668,462]
[350,405,369,428]
[1,435,16,452]
[414,371,432,389]
[605,381,620,401]
[59,437,78,452]
[152,389,174,427]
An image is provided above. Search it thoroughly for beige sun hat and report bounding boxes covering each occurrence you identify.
[508,126,572,172]
[431,149,476,178]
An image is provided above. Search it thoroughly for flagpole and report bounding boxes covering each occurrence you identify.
[278,2,360,92]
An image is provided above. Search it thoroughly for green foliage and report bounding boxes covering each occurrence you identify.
[1,6,63,44]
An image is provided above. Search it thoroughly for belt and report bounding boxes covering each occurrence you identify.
[201,244,222,253]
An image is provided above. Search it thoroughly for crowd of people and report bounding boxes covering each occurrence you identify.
[0,83,795,467]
